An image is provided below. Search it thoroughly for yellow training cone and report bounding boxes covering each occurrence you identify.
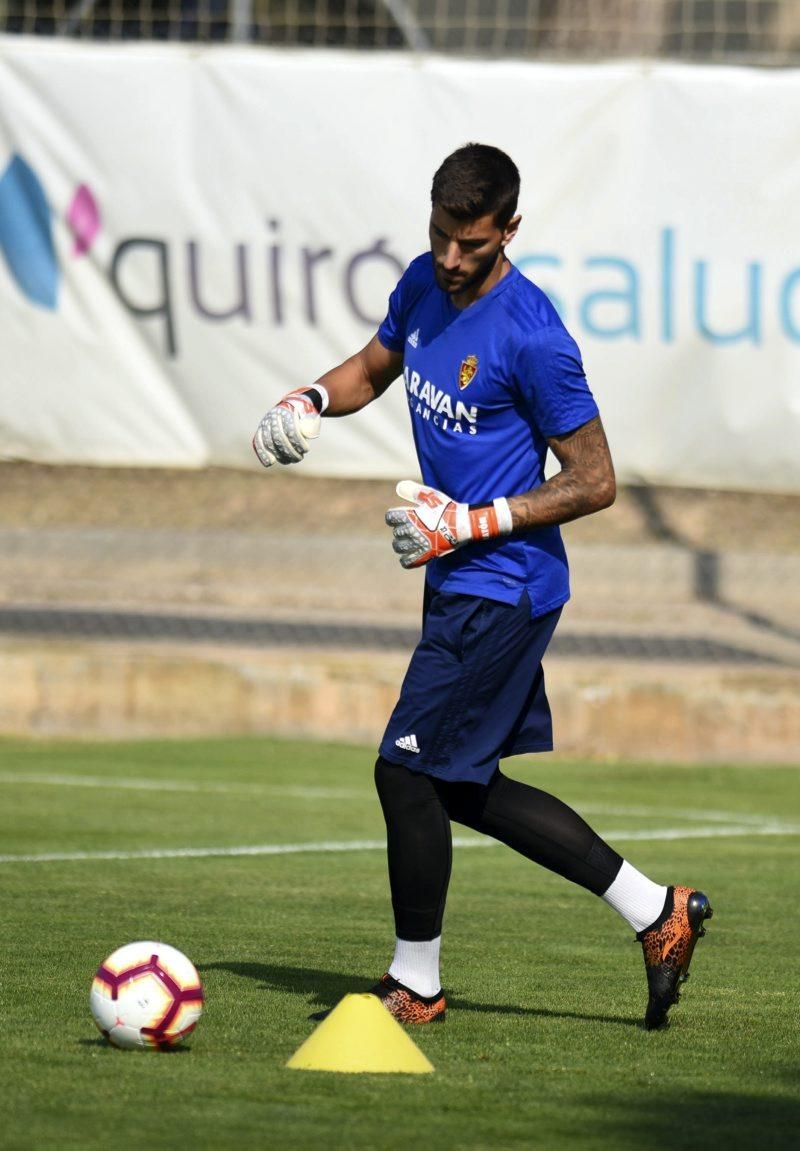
[286,993,434,1074]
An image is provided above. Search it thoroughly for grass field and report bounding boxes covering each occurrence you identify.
[0,736,798,1151]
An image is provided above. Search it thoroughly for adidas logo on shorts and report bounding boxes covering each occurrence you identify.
[395,733,421,754]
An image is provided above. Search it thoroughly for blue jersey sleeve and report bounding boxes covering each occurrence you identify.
[513,327,598,438]
[377,254,433,352]
[377,278,406,352]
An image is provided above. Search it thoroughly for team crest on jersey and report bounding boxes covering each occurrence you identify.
[458,354,479,390]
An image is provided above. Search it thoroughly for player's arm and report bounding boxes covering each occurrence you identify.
[507,414,616,530]
[386,416,615,569]
[316,334,404,416]
[253,335,403,467]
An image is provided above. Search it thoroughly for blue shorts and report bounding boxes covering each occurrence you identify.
[379,588,561,785]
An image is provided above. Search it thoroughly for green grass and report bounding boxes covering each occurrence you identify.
[0,737,798,1151]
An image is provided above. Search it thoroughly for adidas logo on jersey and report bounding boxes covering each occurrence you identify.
[395,733,421,754]
[407,329,420,348]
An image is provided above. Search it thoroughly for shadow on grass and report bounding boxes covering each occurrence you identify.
[201,960,640,1028]
[584,1088,800,1151]
[77,1037,192,1053]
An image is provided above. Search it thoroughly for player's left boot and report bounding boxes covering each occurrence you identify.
[637,885,713,1030]
[309,973,446,1024]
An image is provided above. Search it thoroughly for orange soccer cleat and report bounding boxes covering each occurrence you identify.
[367,973,447,1024]
[310,974,446,1025]
[637,886,713,1030]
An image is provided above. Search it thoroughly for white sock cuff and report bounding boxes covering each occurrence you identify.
[602,860,668,934]
[388,935,442,998]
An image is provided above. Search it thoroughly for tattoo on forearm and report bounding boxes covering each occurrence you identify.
[509,416,616,531]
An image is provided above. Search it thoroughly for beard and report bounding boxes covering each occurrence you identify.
[433,243,505,297]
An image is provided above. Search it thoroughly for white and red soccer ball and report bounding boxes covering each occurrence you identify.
[90,941,204,1050]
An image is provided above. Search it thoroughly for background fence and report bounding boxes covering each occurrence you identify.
[2,0,800,62]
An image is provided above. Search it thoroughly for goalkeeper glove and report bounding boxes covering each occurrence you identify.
[252,384,329,467]
[385,480,513,569]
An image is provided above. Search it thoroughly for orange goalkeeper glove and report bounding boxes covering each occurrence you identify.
[385,480,513,570]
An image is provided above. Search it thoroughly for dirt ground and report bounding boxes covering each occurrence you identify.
[2,461,799,554]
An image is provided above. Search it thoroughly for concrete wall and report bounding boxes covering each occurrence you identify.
[2,637,798,764]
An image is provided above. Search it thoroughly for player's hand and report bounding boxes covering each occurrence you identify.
[385,480,513,569]
[252,386,328,468]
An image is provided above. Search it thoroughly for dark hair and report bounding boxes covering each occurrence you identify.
[431,143,520,228]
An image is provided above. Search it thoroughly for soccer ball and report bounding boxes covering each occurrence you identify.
[90,941,204,1050]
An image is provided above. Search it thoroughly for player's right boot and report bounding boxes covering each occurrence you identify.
[368,973,446,1023]
[637,885,713,1030]
[310,973,446,1024]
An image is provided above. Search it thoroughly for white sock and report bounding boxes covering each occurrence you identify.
[388,936,441,998]
[601,860,668,934]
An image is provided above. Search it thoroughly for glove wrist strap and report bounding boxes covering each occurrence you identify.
[464,498,513,542]
[493,497,513,535]
[304,382,330,414]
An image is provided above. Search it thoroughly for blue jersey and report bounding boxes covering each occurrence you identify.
[378,253,599,617]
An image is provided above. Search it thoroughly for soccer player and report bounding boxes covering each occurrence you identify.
[253,143,712,1030]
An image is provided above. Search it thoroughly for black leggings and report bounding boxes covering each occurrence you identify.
[374,756,624,941]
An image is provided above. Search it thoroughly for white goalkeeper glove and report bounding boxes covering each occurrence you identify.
[252,384,329,467]
[385,480,513,570]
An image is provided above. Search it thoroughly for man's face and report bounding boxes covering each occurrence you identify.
[429,205,519,304]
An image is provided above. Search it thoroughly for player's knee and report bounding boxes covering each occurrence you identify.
[374,755,434,815]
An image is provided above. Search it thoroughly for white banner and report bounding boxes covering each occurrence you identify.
[1,39,799,490]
